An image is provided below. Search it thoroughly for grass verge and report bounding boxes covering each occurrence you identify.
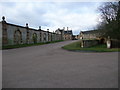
[62,41,120,52]
[3,40,64,50]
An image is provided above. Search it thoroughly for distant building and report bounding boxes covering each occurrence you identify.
[55,27,73,40]
[75,35,79,40]
[79,30,101,40]
[64,27,73,40]
[55,28,64,40]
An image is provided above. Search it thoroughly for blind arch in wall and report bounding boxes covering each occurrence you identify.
[32,33,37,43]
[14,29,22,44]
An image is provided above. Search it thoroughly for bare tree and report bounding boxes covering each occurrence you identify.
[99,2,119,24]
[97,1,120,40]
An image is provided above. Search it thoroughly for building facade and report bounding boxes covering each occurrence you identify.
[0,16,64,46]
[79,30,101,40]
[55,28,64,40]
[55,27,73,40]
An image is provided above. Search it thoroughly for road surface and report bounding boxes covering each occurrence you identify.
[2,40,118,88]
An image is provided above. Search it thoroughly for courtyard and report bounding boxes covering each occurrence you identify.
[2,40,118,88]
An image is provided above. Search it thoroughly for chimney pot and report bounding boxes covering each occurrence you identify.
[67,27,69,31]
[39,26,41,30]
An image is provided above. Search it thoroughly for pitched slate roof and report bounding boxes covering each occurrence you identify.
[81,30,100,34]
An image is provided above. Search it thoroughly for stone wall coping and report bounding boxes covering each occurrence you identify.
[2,22,58,34]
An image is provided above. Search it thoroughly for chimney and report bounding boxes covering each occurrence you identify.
[67,27,69,33]
[67,27,69,31]
[63,27,65,30]
[39,26,41,30]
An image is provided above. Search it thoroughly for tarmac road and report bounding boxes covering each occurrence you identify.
[2,40,118,88]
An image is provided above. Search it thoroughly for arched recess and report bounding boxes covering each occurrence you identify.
[32,33,37,43]
[14,29,22,44]
[44,33,46,42]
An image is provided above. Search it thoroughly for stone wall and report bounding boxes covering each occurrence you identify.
[111,39,120,48]
[80,40,99,48]
[1,19,63,46]
[0,22,2,49]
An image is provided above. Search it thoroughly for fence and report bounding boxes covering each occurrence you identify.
[111,39,120,48]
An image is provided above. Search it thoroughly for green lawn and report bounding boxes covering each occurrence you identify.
[62,41,120,52]
[3,40,64,50]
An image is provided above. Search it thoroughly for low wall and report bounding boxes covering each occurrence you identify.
[80,40,99,48]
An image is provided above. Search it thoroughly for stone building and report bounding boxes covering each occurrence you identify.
[79,30,101,40]
[64,27,73,40]
[0,16,64,46]
[55,28,64,40]
[55,27,73,40]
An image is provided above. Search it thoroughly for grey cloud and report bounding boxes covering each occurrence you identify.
[1,2,102,35]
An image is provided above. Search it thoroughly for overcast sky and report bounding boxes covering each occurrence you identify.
[0,1,103,35]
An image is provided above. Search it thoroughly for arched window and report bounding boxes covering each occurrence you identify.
[14,29,22,44]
